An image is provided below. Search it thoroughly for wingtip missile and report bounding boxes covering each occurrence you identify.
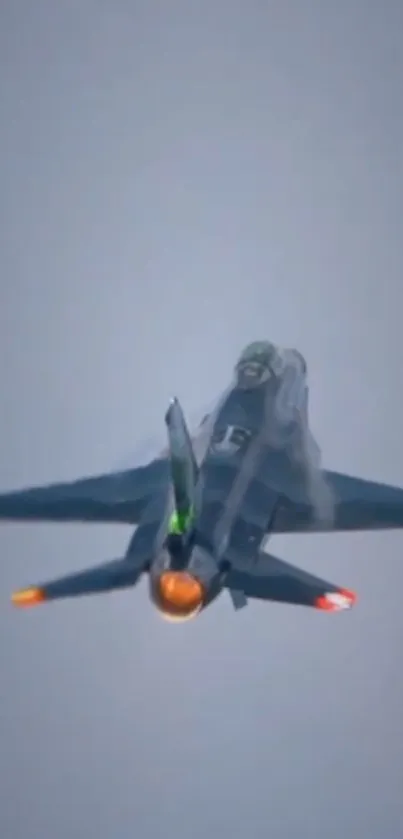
[11,586,47,608]
[315,588,357,612]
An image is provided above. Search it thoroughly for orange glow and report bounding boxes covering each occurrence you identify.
[156,571,205,620]
[315,588,357,612]
[11,587,46,608]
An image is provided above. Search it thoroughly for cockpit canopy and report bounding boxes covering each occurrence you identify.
[235,341,307,389]
[236,340,277,366]
[235,340,279,388]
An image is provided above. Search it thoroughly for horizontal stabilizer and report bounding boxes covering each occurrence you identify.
[225,552,357,612]
[11,558,144,608]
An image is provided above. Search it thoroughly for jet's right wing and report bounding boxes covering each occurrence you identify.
[275,470,403,534]
[0,458,169,526]
[322,470,403,531]
[225,551,357,611]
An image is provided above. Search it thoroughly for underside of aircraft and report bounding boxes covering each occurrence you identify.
[2,341,403,622]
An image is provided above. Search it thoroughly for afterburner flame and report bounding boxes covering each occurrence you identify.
[155,571,205,621]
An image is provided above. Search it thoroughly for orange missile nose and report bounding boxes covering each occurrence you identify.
[11,587,46,608]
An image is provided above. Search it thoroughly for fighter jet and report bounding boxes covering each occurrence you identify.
[3,340,403,621]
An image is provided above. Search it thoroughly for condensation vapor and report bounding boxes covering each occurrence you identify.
[114,347,334,531]
[211,348,335,556]
[267,347,336,527]
[113,391,230,472]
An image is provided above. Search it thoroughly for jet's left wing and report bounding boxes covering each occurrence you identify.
[11,556,145,608]
[0,392,226,527]
[273,470,403,534]
[226,552,356,612]
[0,458,169,525]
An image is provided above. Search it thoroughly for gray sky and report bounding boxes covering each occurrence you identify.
[1,2,403,837]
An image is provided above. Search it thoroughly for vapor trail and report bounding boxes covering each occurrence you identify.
[267,347,336,528]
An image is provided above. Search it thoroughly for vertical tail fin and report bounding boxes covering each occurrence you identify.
[165,398,199,533]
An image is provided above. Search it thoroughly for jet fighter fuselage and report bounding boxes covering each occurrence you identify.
[4,340,403,621]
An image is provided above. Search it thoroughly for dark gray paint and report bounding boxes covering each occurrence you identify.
[3,350,403,614]
[1,3,403,838]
